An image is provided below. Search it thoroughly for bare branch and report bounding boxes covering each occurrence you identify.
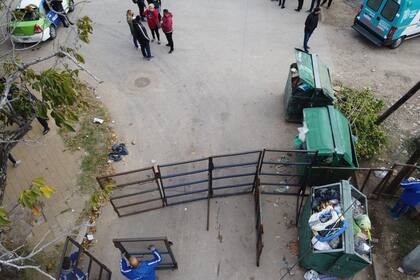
[0,261,56,280]
[61,51,103,83]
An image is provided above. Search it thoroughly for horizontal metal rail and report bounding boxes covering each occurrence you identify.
[212,182,253,191]
[213,172,255,180]
[212,150,261,158]
[162,179,208,190]
[160,168,208,179]
[164,188,208,199]
[213,161,259,169]
[158,157,208,168]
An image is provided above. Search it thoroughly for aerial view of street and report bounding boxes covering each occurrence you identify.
[0,0,419,279]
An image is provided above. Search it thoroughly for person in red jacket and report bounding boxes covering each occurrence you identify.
[144,4,161,44]
[161,9,174,53]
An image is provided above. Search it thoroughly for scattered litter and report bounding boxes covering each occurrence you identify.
[93,117,104,124]
[374,168,388,178]
[397,267,404,273]
[184,208,188,211]
[273,203,279,208]
[275,235,281,239]
[108,143,129,161]
[274,186,290,193]
[371,69,376,72]
[131,141,136,145]
[111,120,116,124]
[304,269,338,280]
[86,234,94,241]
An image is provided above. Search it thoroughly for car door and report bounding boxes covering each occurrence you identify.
[359,0,387,36]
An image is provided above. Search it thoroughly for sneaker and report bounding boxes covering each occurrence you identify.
[165,43,170,46]
[294,8,301,11]
[169,49,173,54]
[43,128,50,135]
[157,41,161,45]
[147,56,154,60]
[281,5,285,8]
[306,9,312,12]
[13,160,21,168]
[151,39,155,42]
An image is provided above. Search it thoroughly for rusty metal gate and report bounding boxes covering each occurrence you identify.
[96,167,164,217]
[158,158,210,206]
[57,237,112,280]
[113,237,178,270]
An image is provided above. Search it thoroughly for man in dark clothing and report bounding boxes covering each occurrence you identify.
[133,16,153,60]
[50,0,70,27]
[295,0,304,12]
[134,0,147,21]
[279,0,286,9]
[307,0,321,12]
[303,7,320,52]
[321,0,333,9]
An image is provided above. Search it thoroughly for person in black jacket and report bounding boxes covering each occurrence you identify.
[303,7,320,52]
[134,0,147,21]
[133,16,153,60]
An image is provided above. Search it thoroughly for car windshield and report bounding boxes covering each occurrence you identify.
[381,0,399,21]
[366,0,383,11]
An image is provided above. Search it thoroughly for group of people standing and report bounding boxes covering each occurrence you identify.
[127,0,174,60]
[274,0,333,11]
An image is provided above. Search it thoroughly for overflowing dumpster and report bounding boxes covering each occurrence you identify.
[298,180,372,278]
[283,49,335,123]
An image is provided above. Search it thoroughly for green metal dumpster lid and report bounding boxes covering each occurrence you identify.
[294,49,335,101]
[303,106,355,167]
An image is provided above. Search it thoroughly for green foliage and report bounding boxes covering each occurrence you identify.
[89,183,113,210]
[335,86,387,160]
[0,207,10,225]
[18,177,56,210]
[77,16,93,43]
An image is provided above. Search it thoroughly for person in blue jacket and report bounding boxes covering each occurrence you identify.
[59,251,87,280]
[390,178,420,219]
[120,245,162,280]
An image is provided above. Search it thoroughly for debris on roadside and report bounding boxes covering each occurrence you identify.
[93,117,104,124]
[108,143,129,161]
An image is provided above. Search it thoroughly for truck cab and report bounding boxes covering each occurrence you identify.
[352,0,420,48]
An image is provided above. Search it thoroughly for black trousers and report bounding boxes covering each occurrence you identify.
[297,0,304,10]
[140,41,152,58]
[279,0,286,6]
[309,0,321,11]
[37,117,49,131]
[164,32,174,50]
[150,27,160,41]
[321,0,333,7]
[8,154,16,164]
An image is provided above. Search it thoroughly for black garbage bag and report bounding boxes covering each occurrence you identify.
[108,143,129,161]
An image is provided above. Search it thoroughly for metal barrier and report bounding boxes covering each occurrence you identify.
[158,158,210,206]
[259,149,315,195]
[211,150,261,197]
[254,184,263,267]
[57,237,112,280]
[97,167,164,217]
[113,237,178,270]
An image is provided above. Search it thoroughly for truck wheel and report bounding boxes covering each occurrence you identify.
[389,37,404,49]
[49,25,57,40]
[68,0,75,12]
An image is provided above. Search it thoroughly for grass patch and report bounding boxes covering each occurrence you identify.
[60,85,115,193]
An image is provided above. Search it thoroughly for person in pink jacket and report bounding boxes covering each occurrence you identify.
[144,4,161,44]
[161,9,174,53]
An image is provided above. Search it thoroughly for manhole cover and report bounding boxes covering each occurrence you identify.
[134,77,150,88]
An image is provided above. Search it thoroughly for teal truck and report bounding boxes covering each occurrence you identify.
[352,0,420,48]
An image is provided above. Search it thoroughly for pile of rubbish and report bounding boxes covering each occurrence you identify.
[108,143,129,161]
[309,186,347,251]
[309,185,372,259]
[351,198,372,259]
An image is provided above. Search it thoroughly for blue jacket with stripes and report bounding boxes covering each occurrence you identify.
[120,250,162,280]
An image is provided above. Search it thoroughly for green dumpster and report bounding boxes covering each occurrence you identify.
[298,180,372,278]
[283,49,335,123]
[298,106,359,185]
